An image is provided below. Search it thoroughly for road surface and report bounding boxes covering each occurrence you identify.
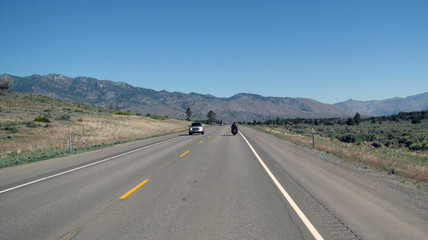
[0,126,426,239]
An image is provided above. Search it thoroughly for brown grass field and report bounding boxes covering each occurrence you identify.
[0,93,188,166]
[254,125,427,187]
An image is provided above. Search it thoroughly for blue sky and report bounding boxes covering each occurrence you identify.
[1,0,427,104]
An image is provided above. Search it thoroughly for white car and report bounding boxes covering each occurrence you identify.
[189,122,204,135]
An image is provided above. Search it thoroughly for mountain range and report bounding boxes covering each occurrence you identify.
[334,92,428,116]
[4,73,427,121]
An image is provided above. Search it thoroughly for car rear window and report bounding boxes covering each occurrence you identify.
[191,123,202,126]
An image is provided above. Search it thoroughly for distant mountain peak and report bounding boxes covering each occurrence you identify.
[230,93,264,100]
[47,73,68,80]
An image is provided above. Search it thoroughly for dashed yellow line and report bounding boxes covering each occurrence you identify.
[199,140,204,144]
[180,150,190,157]
[119,179,149,200]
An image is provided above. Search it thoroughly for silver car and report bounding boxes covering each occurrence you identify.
[189,122,204,135]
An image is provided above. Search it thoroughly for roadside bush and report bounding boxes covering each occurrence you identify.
[56,114,71,121]
[372,142,382,148]
[409,142,428,151]
[409,143,421,151]
[338,133,357,143]
[411,118,421,124]
[398,137,414,148]
[257,111,427,153]
[34,116,51,123]
[115,111,130,116]
[405,140,414,148]
[346,118,355,126]
[385,141,394,148]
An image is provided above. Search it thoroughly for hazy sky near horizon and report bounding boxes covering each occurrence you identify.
[1,0,427,104]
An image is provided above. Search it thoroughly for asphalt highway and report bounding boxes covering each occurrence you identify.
[0,126,426,239]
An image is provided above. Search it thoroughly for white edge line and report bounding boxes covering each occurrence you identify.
[239,132,324,240]
[0,138,175,194]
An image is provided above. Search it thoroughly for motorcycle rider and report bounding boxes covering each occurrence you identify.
[231,122,238,135]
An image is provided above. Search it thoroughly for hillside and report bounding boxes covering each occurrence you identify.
[334,92,428,116]
[6,73,351,122]
[0,92,188,167]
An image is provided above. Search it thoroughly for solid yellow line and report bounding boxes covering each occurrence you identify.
[199,140,204,144]
[119,179,149,200]
[180,150,190,157]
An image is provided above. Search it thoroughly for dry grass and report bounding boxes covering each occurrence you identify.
[255,126,428,183]
[1,115,186,157]
[0,93,188,165]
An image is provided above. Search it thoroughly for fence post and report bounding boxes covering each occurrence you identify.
[68,124,73,154]
[312,127,315,149]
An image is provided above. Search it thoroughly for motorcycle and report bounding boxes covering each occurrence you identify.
[231,128,238,136]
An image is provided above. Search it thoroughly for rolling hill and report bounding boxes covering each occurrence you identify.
[6,73,353,122]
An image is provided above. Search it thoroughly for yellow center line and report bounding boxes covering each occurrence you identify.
[207,136,211,138]
[199,140,204,144]
[119,179,149,200]
[180,150,190,157]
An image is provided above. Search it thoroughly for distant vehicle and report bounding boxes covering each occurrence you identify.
[189,122,204,135]
[231,122,238,136]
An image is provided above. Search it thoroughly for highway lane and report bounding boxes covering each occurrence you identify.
[0,126,426,239]
[0,126,311,239]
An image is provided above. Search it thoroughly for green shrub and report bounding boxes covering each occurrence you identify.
[372,142,382,148]
[409,143,422,151]
[411,118,421,124]
[346,118,355,125]
[115,111,130,115]
[338,133,356,143]
[34,116,51,122]
[150,115,166,120]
